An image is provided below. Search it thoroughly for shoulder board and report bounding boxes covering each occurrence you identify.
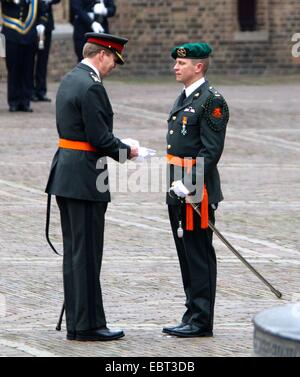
[208,86,222,98]
[90,72,101,83]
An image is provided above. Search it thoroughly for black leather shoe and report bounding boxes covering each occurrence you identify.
[32,95,51,102]
[167,323,213,338]
[9,106,19,112]
[67,327,125,341]
[19,105,33,112]
[31,95,39,102]
[162,322,187,334]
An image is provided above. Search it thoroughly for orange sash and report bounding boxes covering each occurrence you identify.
[58,138,98,152]
[166,154,208,230]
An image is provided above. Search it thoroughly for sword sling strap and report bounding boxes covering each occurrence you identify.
[166,154,209,230]
[46,138,99,255]
[45,194,62,256]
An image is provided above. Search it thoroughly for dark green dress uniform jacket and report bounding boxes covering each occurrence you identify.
[166,80,229,205]
[45,63,130,202]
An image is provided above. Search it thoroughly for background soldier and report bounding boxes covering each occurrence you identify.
[0,0,48,112]
[45,33,139,341]
[164,43,230,337]
[71,0,116,61]
[32,0,61,102]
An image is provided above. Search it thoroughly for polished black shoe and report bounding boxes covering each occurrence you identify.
[32,95,51,102]
[167,323,213,338]
[19,105,33,112]
[9,106,19,112]
[67,327,125,341]
[162,322,187,334]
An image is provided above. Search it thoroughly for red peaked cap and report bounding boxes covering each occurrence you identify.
[85,32,128,65]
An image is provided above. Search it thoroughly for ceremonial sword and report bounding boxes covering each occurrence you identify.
[186,197,282,299]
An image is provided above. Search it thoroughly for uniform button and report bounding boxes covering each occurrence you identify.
[172,116,176,121]
[167,145,171,150]
[170,130,174,135]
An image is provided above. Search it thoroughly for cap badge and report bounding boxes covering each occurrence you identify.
[177,48,187,58]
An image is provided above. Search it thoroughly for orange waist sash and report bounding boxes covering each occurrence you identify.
[166,154,208,230]
[58,138,97,152]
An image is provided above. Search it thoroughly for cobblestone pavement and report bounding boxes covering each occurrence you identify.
[0,77,299,357]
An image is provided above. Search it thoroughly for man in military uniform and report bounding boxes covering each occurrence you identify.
[45,33,139,341]
[31,0,61,102]
[71,0,116,61]
[0,0,48,111]
[163,43,229,337]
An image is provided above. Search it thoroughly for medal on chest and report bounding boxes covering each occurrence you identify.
[181,116,188,136]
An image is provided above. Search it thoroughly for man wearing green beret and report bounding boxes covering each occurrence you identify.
[164,42,230,337]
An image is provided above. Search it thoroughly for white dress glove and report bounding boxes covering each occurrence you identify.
[93,1,108,16]
[170,180,190,198]
[36,24,45,35]
[91,21,104,33]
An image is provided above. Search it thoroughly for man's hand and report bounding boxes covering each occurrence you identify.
[129,146,139,160]
[93,1,108,16]
[91,21,104,33]
[170,180,190,198]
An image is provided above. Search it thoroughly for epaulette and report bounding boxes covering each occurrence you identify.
[208,86,222,98]
[90,72,101,83]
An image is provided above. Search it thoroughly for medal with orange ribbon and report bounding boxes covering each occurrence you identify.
[181,116,188,136]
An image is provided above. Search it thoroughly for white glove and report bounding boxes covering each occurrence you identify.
[170,180,190,198]
[91,21,104,33]
[121,138,140,148]
[93,1,108,16]
[36,24,45,35]
[87,12,95,21]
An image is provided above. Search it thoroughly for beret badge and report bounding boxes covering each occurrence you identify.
[177,48,187,58]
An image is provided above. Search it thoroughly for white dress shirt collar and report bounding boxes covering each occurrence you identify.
[81,59,101,80]
[184,77,206,98]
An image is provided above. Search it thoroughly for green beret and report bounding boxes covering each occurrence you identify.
[171,43,212,60]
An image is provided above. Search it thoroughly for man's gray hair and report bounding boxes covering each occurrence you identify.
[82,42,111,58]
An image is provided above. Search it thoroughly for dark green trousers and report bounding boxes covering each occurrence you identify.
[56,196,108,333]
[168,204,217,331]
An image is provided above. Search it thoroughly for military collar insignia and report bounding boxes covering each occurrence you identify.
[184,107,196,113]
[194,92,200,98]
[90,72,101,83]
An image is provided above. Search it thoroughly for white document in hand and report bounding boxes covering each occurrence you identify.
[134,147,156,162]
[121,138,140,147]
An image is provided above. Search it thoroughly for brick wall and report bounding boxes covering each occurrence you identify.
[1,0,300,81]
[107,0,300,76]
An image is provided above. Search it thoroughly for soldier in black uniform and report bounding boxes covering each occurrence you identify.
[163,43,230,337]
[45,33,139,341]
[0,0,48,111]
[71,0,116,61]
[31,0,61,102]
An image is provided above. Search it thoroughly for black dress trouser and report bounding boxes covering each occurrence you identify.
[56,196,108,333]
[168,204,217,331]
[5,40,35,108]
